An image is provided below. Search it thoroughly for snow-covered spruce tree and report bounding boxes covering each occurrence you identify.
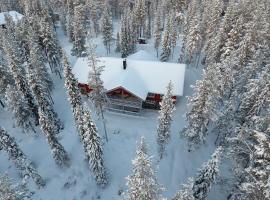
[172,178,195,200]
[86,0,100,36]
[133,0,146,38]
[120,11,131,58]
[237,63,270,124]
[101,1,113,54]
[5,85,35,133]
[181,64,221,150]
[0,174,32,200]
[0,127,45,187]
[157,81,175,159]
[169,13,177,58]
[128,12,138,55]
[27,33,61,130]
[185,9,201,66]
[28,30,54,94]
[115,32,121,53]
[125,137,164,200]
[227,66,270,199]
[63,53,82,122]
[160,22,171,62]
[0,65,13,107]
[153,7,162,57]
[87,42,108,141]
[78,108,108,187]
[201,0,224,50]
[192,147,222,200]
[39,17,62,78]
[66,0,75,42]
[38,108,70,168]
[27,48,68,168]
[3,32,39,125]
[228,123,270,200]
[72,3,87,57]
[204,0,238,65]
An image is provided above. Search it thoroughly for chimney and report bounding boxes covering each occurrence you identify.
[123,59,127,70]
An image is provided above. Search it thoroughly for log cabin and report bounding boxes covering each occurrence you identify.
[73,57,186,114]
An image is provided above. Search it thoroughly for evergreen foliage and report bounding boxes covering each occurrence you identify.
[101,2,113,54]
[78,108,108,187]
[72,3,87,57]
[0,174,32,200]
[125,137,164,200]
[0,127,45,187]
[157,81,175,159]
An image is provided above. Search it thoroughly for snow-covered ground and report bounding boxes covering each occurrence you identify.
[0,24,223,200]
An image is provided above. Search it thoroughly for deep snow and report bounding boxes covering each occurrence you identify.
[0,23,225,200]
[73,57,186,99]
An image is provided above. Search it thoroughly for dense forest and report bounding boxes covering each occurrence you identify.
[0,0,269,199]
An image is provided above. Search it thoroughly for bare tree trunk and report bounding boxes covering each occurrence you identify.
[195,51,202,68]
[0,99,4,108]
[100,104,108,142]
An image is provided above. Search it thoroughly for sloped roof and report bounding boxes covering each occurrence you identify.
[0,11,23,25]
[127,50,157,61]
[73,57,186,100]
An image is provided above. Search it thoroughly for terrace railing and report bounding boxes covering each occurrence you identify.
[107,97,142,109]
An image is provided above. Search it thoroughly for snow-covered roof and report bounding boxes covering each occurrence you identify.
[0,11,23,25]
[127,50,157,61]
[73,57,186,100]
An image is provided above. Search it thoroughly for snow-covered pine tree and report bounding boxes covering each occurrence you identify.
[157,81,175,159]
[173,147,222,200]
[238,129,270,200]
[128,12,138,54]
[201,0,224,50]
[72,3,87,57]
[120,11,131,58]
[238,65,270,123]
[63,52,107,185]
[181,64,221,150]
[185,9,201,66]
[5,85,35,133]
[0,174,32,200]
[160,20,171,62]
[39,17,62,78]
[172,178,195,200]
[133,0,146,38]
[0,65,13,108]
[101,1,113,54]
[153,7,162,57]
[66,0,75,42]
[78,108,108,187]
[63,53,82,122]
[28,29,54,93]
[228,117,270,200]
[27,43,68,168]
[3,31,39,125]
[125,137,164,200]
[115,32,121,52]
[192,147,222,200]
[86,0,99,36]
[169,13,177,58]
[0,127,45,187]
[38,108,70,168]
[59,1,68,33]
[87,42,108,141]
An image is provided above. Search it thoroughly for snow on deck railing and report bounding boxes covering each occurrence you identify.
[108,97,142,108]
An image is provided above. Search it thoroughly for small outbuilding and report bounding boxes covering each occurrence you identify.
[73,57,186,114]
[0,11,23,28]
